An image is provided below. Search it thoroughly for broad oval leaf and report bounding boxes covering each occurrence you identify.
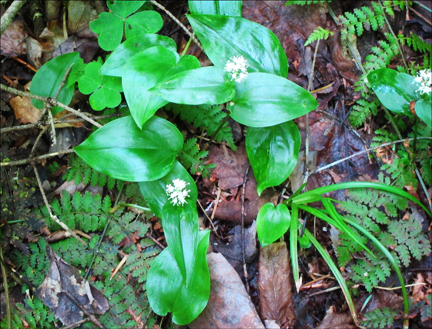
[150,66,235,105]
[367,68,417,115]
[187,14,288,77]
[246,121,301,195]
[415,96,432,129]
[188,0,242,16]
[257,203,291,247]
[106,0,145,18]
[74,116,183,182]
[147,230,211,325]
[30,52,81,115]
[122,46,178,128]
[125,11,163,38]
[138,161,198,218]
[89,12,123,51]
[101,34,177,77]
[228,72,318,127]
[161,203,198,283]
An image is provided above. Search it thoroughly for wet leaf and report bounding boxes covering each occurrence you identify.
[257,203,291,247]
[189,1,242,16]
[124,11,163,38]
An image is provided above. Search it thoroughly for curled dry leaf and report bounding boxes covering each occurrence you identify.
[10,95,41,124]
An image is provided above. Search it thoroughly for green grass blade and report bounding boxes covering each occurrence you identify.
[297,204,338,226]
[304,228,360,327]
[290,204,300,292]
[343,217,409,327]
[291,182,430,215]
[321,197,375,258]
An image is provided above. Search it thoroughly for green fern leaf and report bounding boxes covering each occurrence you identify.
[305,27,334,46]
[361,307,398,328]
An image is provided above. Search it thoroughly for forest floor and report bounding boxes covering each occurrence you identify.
[1,1,431,329]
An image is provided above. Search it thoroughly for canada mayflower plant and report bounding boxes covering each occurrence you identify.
[166,179,190,206]
[413,69,432,95]
[224,55,249,83]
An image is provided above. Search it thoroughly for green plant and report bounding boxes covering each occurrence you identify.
[361,306,398,328]
[304,26,334,46]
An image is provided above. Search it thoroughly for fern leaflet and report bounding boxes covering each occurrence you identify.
[304,27,334,46]
[179,138,216,177]
[361,307,398,328]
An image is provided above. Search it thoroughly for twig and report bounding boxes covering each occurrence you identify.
[197,200,222,238]
[61,290,106,329]
[0,248,11,329]
[1,149,74,167]
[316,137,432,172]
[150,0,203,51]
[0,0,27,36]
[145,232,166,250]
[413,1,432,13]
[1,113,120,134]
[409,6,432,26]
[241,166,250,294]
[62,319,89,329]
[32,164,86,245]
[0,84,102,128]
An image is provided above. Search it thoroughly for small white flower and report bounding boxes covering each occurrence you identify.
[412,69,431,95]
[224,55,249,83]
[166,179,190,206]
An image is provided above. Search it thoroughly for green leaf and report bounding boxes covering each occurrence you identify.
[74,116,183,182]
[122,46,200,128]
[125,11,163,38]
[290,182,431,215]
[150,67,235,105]
[161,203,198,283]
[246,121,300,195]
[107,0,145,18]
[101,34,177,77]
[77,61,123,111]
[290,204,300,291]
[227,73,318,127]
[138,161,198,218]
[257,203,291,247]
[187,14,288,77]
[30,52,81,115]
[89,12,124,51]
[415,95,432,129]
[367,68,417,115]
[147,230,210,325]
[188,1,242,16]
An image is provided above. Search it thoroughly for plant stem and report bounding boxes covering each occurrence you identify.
[0,0,26,36]
[1,149,74,167]
[413,0,432,13]
[0,247,11,329]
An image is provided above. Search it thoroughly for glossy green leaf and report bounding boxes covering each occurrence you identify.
[227,73,318,127]
[74,116,183,182]
[89,12,123,51]
[107,0,145,18]
[187,14,288,77]
[257,203,291,247]
[150,67,235,105]
[30,52,81,115]
[290,182,430,215]
[101,34,177,77]
[161,203,198,283]
[125,11,163,38]
[138,161,198,218]
[189,1,242,16]
[290,204,300,291]
[367,68,417,115]
[246,121,300,195]
[122,47,200,128]
[77,61,122,111]
[416,95,432,129]
[147,230,211,325]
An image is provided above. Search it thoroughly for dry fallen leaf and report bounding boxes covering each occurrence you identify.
[10,95,41,124]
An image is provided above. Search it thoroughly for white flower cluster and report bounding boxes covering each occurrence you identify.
[224,55,249,83]
[166,179,190,206]
[413,69,431,95]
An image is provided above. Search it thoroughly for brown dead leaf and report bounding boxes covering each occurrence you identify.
[67,1,99,38]
[189,252,265,329]
[26,37,43,68]
[10,96,41,124]
[0,11,28,57]
[412,273,427,304]
[258,242,296,328]
[317,305,356,329]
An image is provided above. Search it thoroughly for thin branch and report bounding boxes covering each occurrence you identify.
[32,164,86,245]
[241,166,250,294]
[315,137,432,173]
[150,0,203,51]
[0,0,27,36]
[1,149,74,167]
[0,248,11,329]
[0,84,102,128]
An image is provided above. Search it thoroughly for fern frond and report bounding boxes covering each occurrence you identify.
[179,138,216,177]
[361,307,398,328]
[166,103,236,150]
[340,3,386,36]
[350,97,380,128]
[304,27,334,46]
